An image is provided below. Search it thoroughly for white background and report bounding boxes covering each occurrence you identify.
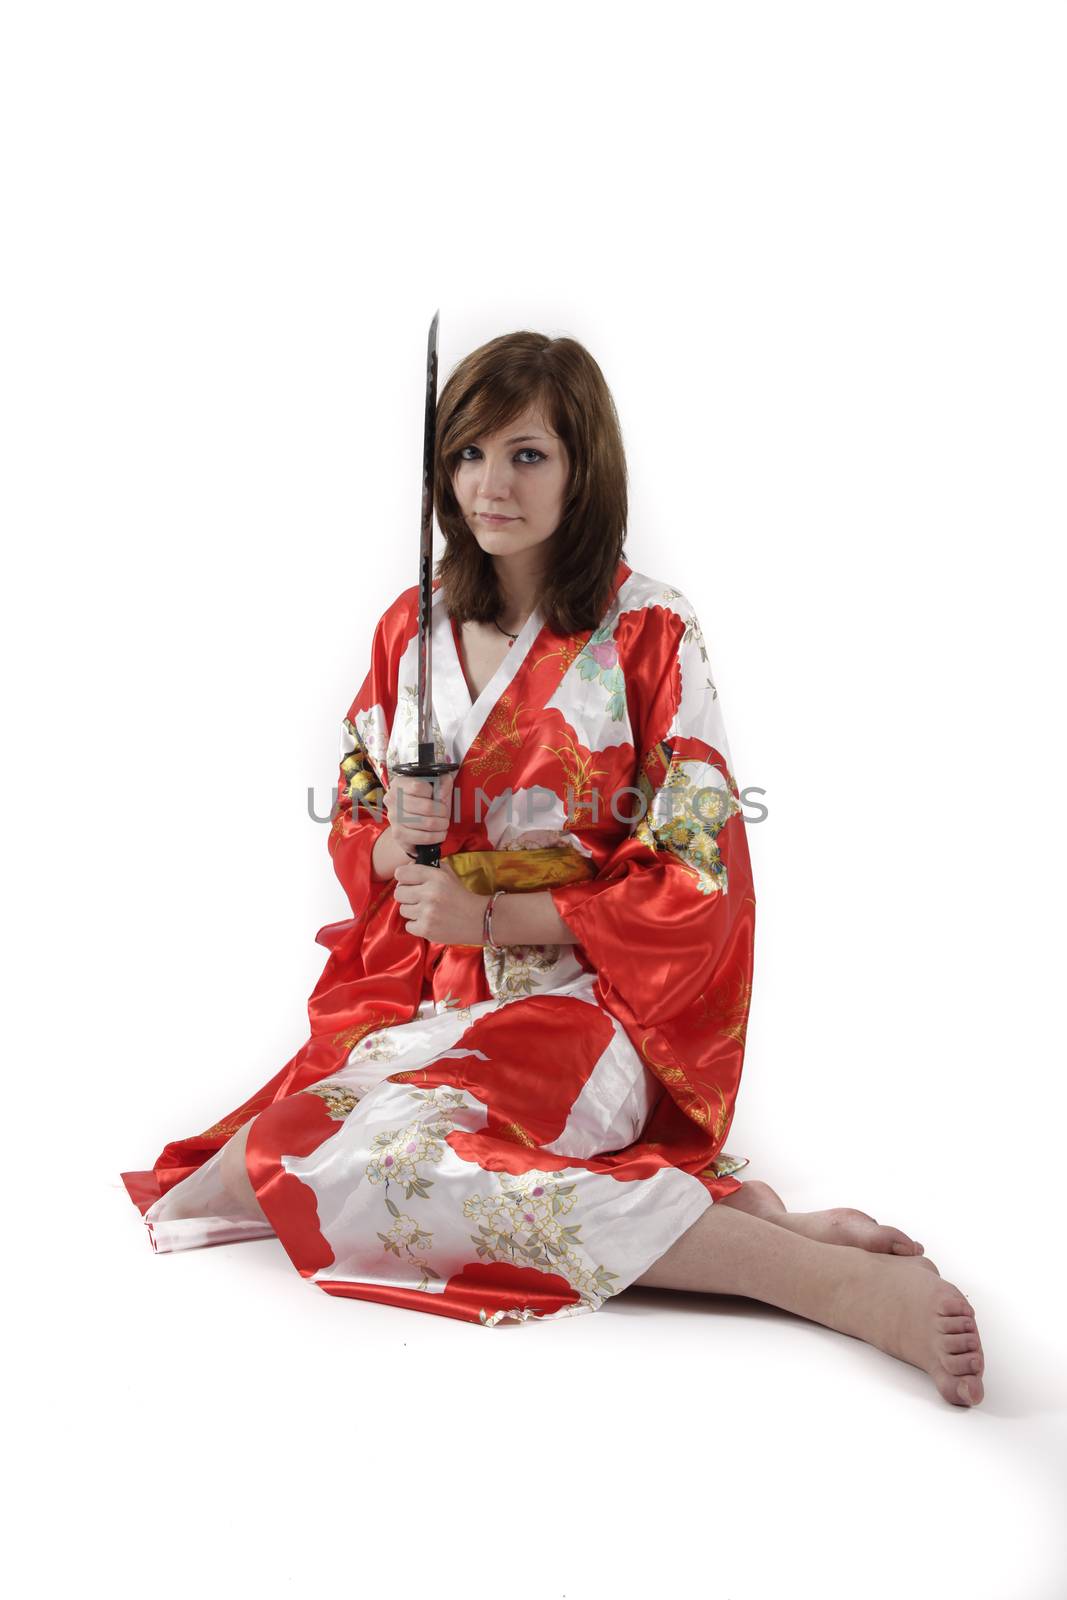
[3,3,1064,1597]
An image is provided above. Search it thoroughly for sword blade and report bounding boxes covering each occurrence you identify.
[416,308,439,761]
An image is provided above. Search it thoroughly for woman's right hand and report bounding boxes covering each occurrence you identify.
[383,771,457,854]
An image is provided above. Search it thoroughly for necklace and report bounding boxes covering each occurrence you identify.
[493,616,521,646]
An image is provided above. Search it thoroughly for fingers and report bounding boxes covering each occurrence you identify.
[392,776,450,817]
[388,810,448,847]
[386,773,454,848]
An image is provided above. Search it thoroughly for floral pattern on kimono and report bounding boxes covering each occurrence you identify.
[122,559,756,1327]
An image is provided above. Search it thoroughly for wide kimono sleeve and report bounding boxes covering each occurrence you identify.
[548,595,756,1154]
[327,605,403,924]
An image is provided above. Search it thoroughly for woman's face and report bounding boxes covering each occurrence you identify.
[451,405,571,562]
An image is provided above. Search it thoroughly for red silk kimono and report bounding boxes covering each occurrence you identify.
[121,558,756,1326]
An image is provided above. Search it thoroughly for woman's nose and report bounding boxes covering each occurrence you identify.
[477,455,512,495]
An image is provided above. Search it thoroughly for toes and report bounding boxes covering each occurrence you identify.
[939,1315,977,1333]
[935,1364,985,1406]
[930,1285,986,1406]
[935,1282,985,1393]
[864,1222,916,1253]
[943,1350,984,1378]
[935,1292,975,1320]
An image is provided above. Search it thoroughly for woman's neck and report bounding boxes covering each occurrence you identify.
[492,550,547,632]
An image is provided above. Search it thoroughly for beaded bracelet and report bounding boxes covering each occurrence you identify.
[483,889,506,953]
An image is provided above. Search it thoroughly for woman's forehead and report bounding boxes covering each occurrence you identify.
[472,407,557,442]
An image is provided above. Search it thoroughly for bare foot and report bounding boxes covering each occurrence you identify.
[721,1184,927,1261]
[830,1247,985,1406]
[775,1207,928,1259]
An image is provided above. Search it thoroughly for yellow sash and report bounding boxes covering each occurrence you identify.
[446,844,596,896]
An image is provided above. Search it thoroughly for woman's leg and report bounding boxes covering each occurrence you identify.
[719,1178,928,1259]
[632,1202,984,1407]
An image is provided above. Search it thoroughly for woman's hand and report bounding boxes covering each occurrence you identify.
[392,858,488,946]
[383,772,457,854]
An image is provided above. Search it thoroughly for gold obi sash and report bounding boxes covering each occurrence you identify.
[446,844,596,896]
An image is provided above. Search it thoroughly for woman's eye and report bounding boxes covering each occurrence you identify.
[458,446,545,465]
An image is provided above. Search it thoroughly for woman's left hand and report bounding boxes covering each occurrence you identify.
[392,858,487,947]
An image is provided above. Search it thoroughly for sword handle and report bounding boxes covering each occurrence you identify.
[392,758,460,870]
[414,773,441,867]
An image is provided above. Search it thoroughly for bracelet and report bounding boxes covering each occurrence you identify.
[483,889,506,953]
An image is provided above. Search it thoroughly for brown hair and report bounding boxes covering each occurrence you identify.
[433,330,628,636]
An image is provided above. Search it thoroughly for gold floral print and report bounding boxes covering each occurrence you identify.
[198,1117,249,1141]
[363,1087,468,1200]
[539,730,610,829]
[698,1152,750,1180]
[463,1170,621,1309]
[466,695,524,781]
[346,1027,402,1066]
[496,1120,538,1147]
[333,717,385,843]
[640,1031,729,1141]
[331,1011,399,1053]
[303,1081,362,1120]
[642,738,671,779]
[633,757,740,895]
[484,942,562,1003]
[531,635,587,678]
[434,992,475,1027]
[698,975,754,1048]
[377,1202,439,1289]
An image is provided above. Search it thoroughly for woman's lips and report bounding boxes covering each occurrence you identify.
[479,514,516,525]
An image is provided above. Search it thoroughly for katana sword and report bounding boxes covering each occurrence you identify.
[392,309,460,867]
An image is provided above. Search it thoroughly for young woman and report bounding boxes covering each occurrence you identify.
[122,330,984,1406]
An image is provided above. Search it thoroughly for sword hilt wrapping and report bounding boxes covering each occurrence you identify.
[391,753,461,870]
